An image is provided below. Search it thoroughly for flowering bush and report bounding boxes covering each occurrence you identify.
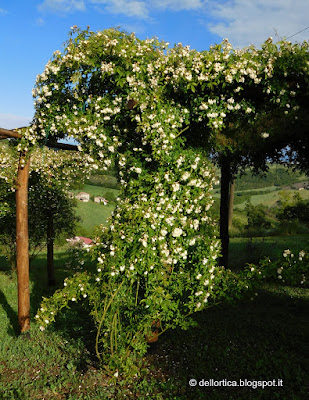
[258,249,308,286]
[35,144,261,374]
[15,27,306,374]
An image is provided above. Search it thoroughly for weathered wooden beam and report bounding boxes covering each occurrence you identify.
[16,152,31,333]
[228,180,235,229]
[0,128,22,139]
[46,141,79,151]
[219,154,231,268]
[0,127,79,151]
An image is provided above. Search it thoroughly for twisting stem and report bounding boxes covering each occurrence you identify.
[95,281,124,360]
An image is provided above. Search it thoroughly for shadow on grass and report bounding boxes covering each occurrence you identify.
[0,254,11,273]
[0,289,19,336]
[229,234,309,271]
[146,289,309,400]
[229,238,279,270]
[3,245,308,399]
[26,248,309,399]
[28,248,98,369]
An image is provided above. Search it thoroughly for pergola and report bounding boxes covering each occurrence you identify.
[0,127,78,333]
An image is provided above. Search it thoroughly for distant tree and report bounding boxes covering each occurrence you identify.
[276,193,309,226]
[245,201,272,231]
[0,144,94,284]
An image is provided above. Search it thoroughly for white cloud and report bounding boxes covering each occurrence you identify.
[119,22,146,34]
[153,0,203,11]
[0,8,8,15]
[39,0,206,18]
[0,114,32,130]
[36,0,308,48]
[91,0,205,17]
[38,0,86,14]
[36,17,46,26]
[90,0,149,18]
[206,0,309,47]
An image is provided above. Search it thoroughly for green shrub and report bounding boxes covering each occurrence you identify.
[258,249,308,286]
[86,174,120,190]
[103,190,117,203]
[273,220,309,236]
[245,202,272,230]
[229,216,246,237]
[277,198,309,225]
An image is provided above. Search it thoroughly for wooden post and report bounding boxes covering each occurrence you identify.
[219,155,231,268]
[228,179,235,229]
[16,151,31,333]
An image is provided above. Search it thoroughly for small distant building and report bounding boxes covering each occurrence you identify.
[66,236,94,248]
[291,182,309,190]
[94,196,108,205]
[76,192,90,202]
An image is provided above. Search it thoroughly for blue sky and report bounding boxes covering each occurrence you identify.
[0,0,308,129]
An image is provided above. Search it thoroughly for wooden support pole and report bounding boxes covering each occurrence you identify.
[16,152,31,333]
[219,155,231,268]
[228,180,235,229]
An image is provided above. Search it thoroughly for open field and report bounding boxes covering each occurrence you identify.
[71,165,309,237]
[75,201,115,235]
[234,189,309,210]
[70,184,120,236]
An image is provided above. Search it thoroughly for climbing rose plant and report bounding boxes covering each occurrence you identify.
[27,27,307,374]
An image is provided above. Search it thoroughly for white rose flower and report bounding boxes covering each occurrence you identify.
[181,172,190,181]
[172,182,180,192]
[172,228,183,237]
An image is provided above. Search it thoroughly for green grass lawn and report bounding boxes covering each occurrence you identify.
[75,201,115,236]
[70,184,119,237]
[234,189,309,210]
[1,239,308,399]
[229,234,309,269]
[147,284,309,400]
[213,187,309,210]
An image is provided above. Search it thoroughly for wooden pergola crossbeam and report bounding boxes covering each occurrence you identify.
[0,128,23,139]
[0,128,78,151]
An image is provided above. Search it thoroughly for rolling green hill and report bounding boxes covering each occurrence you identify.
[71,164,309,236]
[70,182,120,236]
